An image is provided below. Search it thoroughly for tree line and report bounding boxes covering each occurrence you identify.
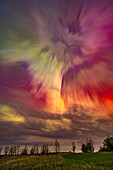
[0,139,60,156]
[0,135,113,156]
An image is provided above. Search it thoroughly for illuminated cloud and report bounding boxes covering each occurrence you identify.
[0,105,24,122]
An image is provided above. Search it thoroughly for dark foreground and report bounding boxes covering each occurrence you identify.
[0,152,113,170]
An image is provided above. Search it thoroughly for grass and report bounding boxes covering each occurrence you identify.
[0,152,113,169]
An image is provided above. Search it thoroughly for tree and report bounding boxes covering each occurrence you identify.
[72,142,76,153]
[9,146,14,155]
[30,145,39,155]
[21,145,28,155]
[81,138,94,153]
[41,144,49,154]
[54,139,60,153]
[34,145,39,155]
[30,146,35,155]
[8,145,17,155]
[81,143,88,153]
[99,135,113,152]
[46,144,49,154]
[4,146,10,155]
[0,147,3,155]
[87,138,94,153]
[16,145,20,155]
[13,146,17,155]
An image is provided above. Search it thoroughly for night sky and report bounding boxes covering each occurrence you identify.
[0,0,113,152]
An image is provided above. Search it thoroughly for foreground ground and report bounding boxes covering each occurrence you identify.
[0,152,113,170]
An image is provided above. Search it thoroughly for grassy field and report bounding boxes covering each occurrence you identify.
[0,152,113,170]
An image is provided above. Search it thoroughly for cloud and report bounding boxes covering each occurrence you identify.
[0,103,113,150]
[0,105,24,122]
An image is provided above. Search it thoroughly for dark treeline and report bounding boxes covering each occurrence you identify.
[0,135,113,156]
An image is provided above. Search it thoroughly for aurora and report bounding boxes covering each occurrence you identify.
[0,0,113,152]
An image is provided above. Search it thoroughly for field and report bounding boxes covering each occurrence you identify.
[0,152,113,170]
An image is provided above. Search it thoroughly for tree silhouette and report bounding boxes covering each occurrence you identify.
[54,139,60,153]
[81,143,88,153]
[0,147,3,155]
[4,146,10,155]
[34,145,39,155]
[21,145,28,155]
[9,146,15,155]
[41,144,49,154]
[72,142,76,153]
[30,145,39,155]
[81,138,94,153]
[30,146,35,155]
[16,145,20,155]
[99,135,113,152]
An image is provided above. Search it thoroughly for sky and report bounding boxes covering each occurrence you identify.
[0,0,113,152]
